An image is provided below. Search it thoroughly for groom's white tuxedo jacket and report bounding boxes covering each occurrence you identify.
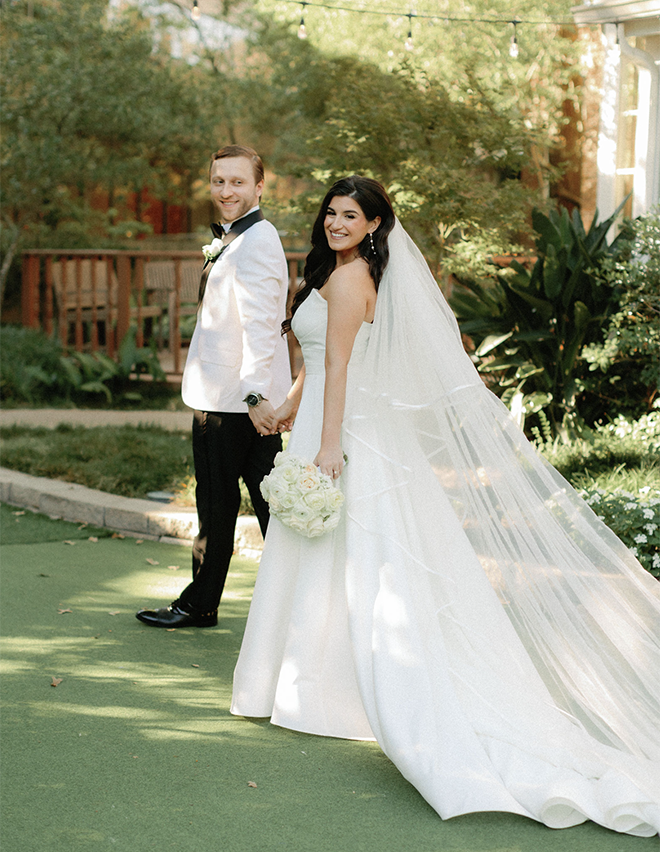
[181,215,291,413]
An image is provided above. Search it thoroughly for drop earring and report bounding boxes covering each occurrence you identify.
[369,232,375,254]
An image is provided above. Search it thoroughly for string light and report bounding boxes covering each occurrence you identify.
[298,3,308,39]
[509,20,519,58]
[281,0,594,60]
[281,0,577,26]
[405,13,414,52]
[192,0,201,21]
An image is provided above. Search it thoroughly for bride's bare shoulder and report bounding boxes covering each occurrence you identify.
[325,258,374,295]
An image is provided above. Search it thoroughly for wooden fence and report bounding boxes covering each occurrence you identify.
[21,249,306,375]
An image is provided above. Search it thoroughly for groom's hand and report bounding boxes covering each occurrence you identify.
[248,400,278,435]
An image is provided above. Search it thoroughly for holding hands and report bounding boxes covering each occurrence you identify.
[273,398,298,433]
[248,400,279,436]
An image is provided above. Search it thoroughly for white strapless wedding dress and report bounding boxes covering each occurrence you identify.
[232,285,660,836]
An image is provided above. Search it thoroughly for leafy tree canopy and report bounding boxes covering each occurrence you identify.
[0,0,214,293]
[236,0,582,260]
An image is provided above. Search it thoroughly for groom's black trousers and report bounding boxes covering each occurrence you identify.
[174,410,281,615]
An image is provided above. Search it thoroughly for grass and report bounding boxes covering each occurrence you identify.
[538,426,660,493]
[0,423,255,512]
[0,502,112,545]
[2,421,656,500]
[0,423,193,500]
[2,507,655,852]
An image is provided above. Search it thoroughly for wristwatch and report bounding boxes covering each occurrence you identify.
[244,392,266,408]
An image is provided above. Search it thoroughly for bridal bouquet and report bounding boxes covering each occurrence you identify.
[260,452,345,538]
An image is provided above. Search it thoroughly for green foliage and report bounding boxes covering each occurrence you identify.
[0,326,64,403]
[0,0,213,294]
[536,407,660,480]
[581,206,660,413]
[162,0,578,261]
[536,409,660,577]
[240,16,556,259]
[450,203,628,437]
[0,423,192,500]
[578,487,660,577]
[0,325,165,404]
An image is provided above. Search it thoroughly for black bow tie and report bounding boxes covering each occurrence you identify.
[210,208,264,240]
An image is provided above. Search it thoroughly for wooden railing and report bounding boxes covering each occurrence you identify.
[21,249,306,375]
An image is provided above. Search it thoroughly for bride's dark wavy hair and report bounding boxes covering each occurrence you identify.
[282,176,395,334]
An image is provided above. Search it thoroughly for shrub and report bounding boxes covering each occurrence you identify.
[578,486,660,578]
[0,325,165,404]
[581,205,660,416]
[450,202,628,438]
[0,326,65,402]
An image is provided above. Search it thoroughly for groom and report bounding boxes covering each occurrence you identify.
[136,145,291,628]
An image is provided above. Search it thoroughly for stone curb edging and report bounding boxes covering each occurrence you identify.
[0,466,263,557]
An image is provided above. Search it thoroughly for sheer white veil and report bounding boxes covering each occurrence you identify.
[345,219,660,763]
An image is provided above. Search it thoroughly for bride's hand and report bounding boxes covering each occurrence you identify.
[314,445,344,480]
[274,399,298,433]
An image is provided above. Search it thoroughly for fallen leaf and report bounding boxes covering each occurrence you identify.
[58,608,73,615]
[88,536,98,543]
[146,558,159,566]
[247,781,257,788]
[112,533,125,539]
[109,611,121,616]
[51,677,63,687]
[166,628,176,632]
[136,540,144,545]
[12,510,25,516]
[63,540,76,546]
[191,664,200,668]
[78,523,88,530]
[167,565,180,571]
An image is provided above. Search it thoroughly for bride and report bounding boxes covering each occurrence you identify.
[231,176,660,836]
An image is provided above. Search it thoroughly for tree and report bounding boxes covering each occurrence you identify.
[0,0,213,298]
[236,0,582,262]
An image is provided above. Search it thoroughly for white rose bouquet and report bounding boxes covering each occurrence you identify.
[260,451,345,538]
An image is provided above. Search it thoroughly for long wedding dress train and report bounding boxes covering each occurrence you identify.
[231,224,660,836]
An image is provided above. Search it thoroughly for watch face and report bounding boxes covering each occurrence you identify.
[246,394,260,406]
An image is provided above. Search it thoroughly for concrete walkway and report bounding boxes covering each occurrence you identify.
[0,409,263,556]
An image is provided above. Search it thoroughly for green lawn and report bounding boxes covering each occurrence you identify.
[0,423,193,500]
[1,506,654,852]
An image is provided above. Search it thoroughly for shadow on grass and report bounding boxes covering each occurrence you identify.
[1,509,656,852]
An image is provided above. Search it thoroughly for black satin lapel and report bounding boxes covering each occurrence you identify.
[229,208,265,236]
[200,209,266,305]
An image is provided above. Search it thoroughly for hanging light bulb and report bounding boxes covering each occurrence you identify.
[298,3,308,39]
[509,21,519,58]
[405,13,414,51]
[192,0,201,21]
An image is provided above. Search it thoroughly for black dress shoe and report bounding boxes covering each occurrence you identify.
[135,605,217,628]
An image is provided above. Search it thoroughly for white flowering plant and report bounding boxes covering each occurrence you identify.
[202,238,224,265]
[260,451,345,538]
[580,486,660,578]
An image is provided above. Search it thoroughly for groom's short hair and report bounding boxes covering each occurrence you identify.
[210,145,264,184]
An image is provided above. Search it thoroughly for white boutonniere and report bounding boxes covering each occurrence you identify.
[201,237,224,266]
